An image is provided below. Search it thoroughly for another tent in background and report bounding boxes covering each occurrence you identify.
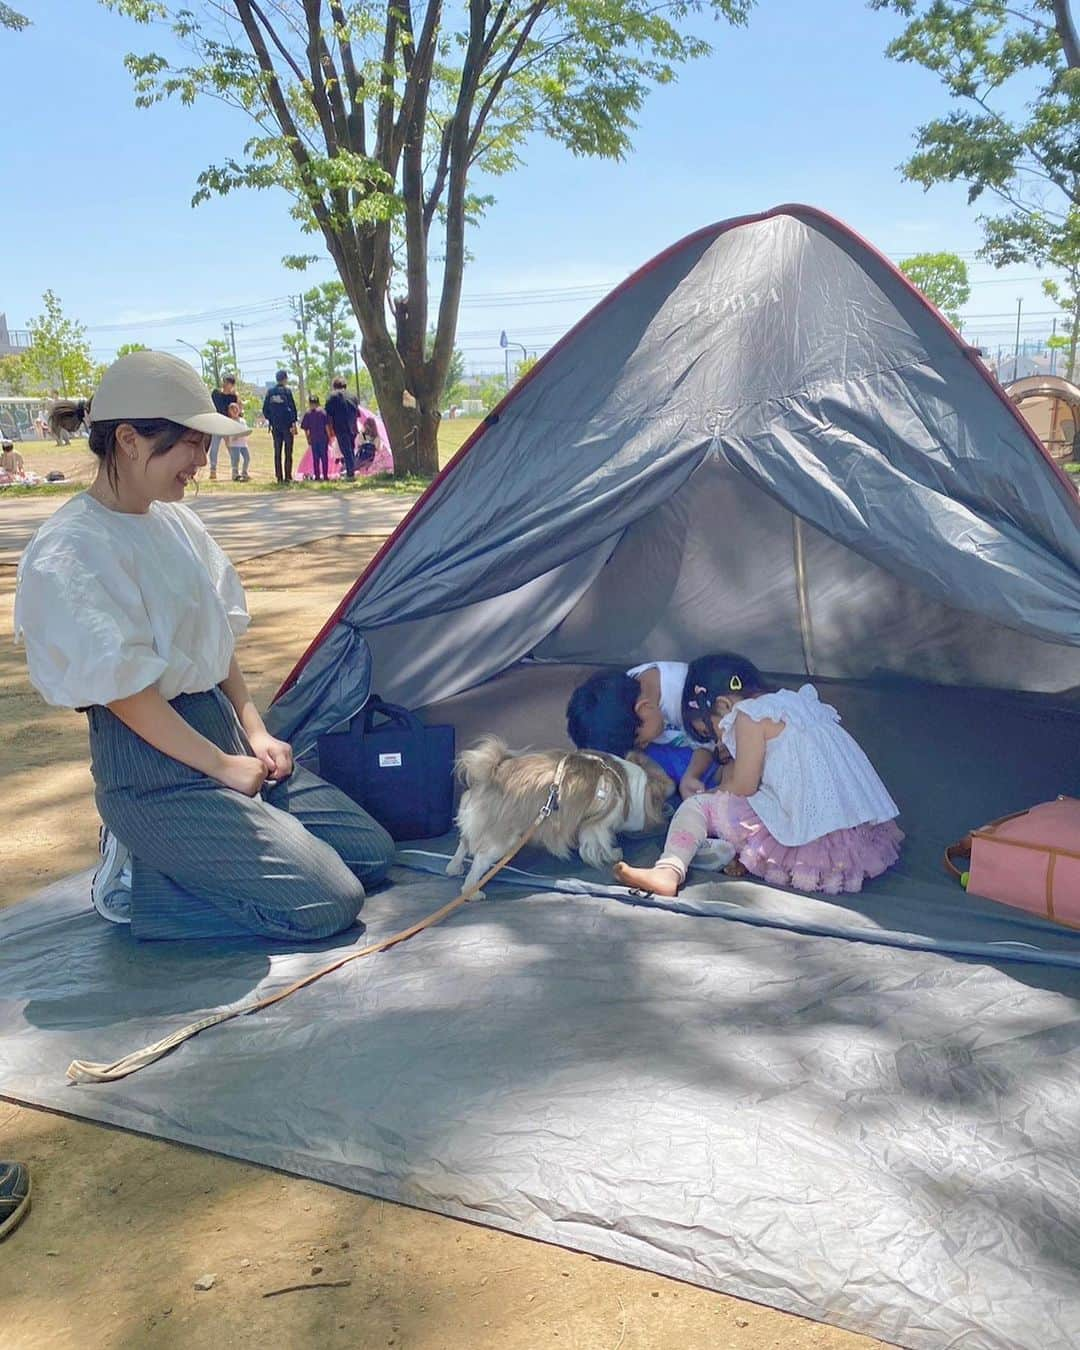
[295,404,393,480]
[1005,373,1080,470]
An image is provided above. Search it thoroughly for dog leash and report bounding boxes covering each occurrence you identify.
[66,758,575,1085]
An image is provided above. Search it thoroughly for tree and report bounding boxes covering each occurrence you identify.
[0,5,30,30]
[26,291,95,398]
[115,341,151,358]
[200,337,233,387]
[354,364,377,407]
[304,281,355,387]
[1042,255,1080,380]
[476,374,508,412]
[105,0,754,476]
[514,355,538,381]
[0,353,31,395]
[874,2,1080,363]
[425,328,465,405]
[898,251,971,328]
[281,330,312,400]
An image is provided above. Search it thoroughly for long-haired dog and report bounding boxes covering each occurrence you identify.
[446,736,674,896]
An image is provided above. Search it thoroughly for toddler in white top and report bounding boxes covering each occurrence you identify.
[616,652,903,896]
[567,661,715,800]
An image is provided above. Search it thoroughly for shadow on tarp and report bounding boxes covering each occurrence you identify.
[6,863,1080,1350]
[3,669,1080,1350]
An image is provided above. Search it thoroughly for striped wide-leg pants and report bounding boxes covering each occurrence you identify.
[88,690,395,943]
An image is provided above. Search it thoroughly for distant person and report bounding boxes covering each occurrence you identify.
[226,401,251,481]
[207,374,238,480]
[325,377,359,480]
[211,373,237,417]
[50,392,71,445]
[355,411,394,476]
[1,439,25,477]
[300,394,331,481]
[262,369,299,483]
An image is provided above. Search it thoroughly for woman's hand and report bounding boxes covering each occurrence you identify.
[247,728,295,783]
[217,753,269,797]
[679,773,706,800]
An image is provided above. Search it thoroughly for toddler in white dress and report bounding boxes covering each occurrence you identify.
[615,652,903,895]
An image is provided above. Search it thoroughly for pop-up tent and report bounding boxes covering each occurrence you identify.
[268,204,1079,758]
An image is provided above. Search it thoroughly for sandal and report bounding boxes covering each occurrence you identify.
[0,1162,31,1241]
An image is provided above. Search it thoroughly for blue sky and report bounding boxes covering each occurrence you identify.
[3,1,1067,381]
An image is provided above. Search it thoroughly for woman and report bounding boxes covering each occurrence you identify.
[14,351,394,942]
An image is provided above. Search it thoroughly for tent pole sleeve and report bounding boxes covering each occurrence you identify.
[792,515,817,676]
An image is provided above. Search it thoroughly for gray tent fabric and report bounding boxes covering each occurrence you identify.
[269,205,1079,750]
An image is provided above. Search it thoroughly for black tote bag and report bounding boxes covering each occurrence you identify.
[317,696,455,841]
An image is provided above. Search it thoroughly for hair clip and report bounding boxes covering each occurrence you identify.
[729,675,743,692]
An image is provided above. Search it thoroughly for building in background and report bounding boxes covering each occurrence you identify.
[0,313,31,358]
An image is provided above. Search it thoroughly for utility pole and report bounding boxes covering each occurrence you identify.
[1050,317,1058,376]
[1013,298,1023,381]
[353,343,361,394]
[223,320,239,373]
[296,294,309,403]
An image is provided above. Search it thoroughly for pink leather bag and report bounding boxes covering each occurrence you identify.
[945,797,1080,925]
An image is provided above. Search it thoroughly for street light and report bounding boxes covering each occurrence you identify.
[499,330,528,389]
[177,338,206,378]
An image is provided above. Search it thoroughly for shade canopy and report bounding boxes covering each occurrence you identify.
[268,205,1080,751]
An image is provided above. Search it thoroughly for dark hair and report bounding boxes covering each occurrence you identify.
[681,652,773,739]
[309,394,320,404]
[332,377,346,390]
[48,400,193,490]
[567,671,641,755]
[222,373,236,385]
[276,369,288,382]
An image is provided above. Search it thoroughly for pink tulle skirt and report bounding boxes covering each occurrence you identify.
[708,793,903,895]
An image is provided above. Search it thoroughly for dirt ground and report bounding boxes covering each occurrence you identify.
[0,534,882,1350]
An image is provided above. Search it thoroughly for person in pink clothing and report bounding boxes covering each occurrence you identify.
[354,411,394,476]
[297,406,393,480]
[615,651,903,896]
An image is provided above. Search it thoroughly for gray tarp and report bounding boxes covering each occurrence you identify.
[269,206,1079,750]
[4,675,1080,1350]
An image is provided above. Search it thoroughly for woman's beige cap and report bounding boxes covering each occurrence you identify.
[90,351,249,436]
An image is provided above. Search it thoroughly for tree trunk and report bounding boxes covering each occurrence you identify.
[378,393,441,477]
[1051,0,1080,71]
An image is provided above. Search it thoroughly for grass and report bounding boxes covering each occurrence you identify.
[1,418,484,498]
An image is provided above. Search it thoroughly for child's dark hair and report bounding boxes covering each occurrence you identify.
[681,652,773,740]
[566,671,641,755]
[48,400,192,490]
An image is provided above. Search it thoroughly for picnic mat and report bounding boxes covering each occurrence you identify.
[6,830,1080,1350]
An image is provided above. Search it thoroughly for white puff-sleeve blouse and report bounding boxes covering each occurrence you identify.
[14,494,250,709]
